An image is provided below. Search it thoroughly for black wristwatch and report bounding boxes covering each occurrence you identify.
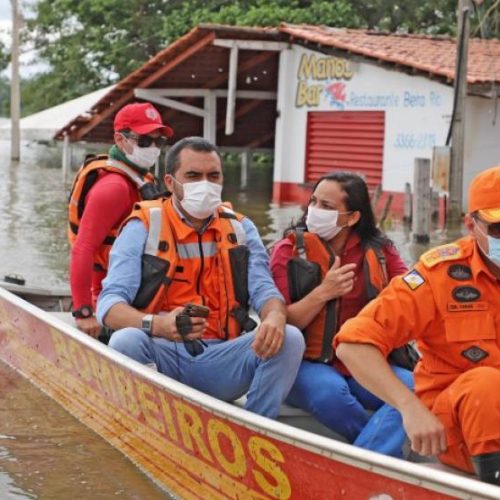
[141,314,154,336]
[72,305,93,319]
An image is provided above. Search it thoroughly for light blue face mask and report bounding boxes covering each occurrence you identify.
[475,220,500,267]
[485,235,500,266]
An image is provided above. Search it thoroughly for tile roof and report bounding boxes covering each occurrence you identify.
[280,23,500,84]
[55,25,282,141]
[55,23,500,142]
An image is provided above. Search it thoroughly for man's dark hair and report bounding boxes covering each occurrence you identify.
[165,137,222,176]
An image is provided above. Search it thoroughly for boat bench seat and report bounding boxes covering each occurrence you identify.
[231,396,347,441]
[231,397,474,474]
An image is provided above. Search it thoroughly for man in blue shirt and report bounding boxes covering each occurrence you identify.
[97,136,304,418]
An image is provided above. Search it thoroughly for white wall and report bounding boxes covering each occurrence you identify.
[463,96,500,205]
[274,45,455,192]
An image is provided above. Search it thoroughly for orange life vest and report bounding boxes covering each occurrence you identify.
[67,155,158,272]
[127,198,255,340]
[287,229,388,362]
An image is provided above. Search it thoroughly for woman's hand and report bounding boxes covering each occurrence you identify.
[318,256,356,300]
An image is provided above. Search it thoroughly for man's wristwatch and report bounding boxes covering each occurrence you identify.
[72,305,93,319]
[141,314,154,336]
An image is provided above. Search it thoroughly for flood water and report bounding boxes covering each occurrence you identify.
[0,141,172,499]
[0,140,453,499]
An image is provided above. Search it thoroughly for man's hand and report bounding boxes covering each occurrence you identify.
[252,310,286,359]
[336,342,445,457]
[401,399,447,456]
[153,307,207,341]
[76,316,101,338]
[318,257,356,300]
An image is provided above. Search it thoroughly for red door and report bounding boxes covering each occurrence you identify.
[305,111,385,189]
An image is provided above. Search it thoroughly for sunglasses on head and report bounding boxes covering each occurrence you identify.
[122,131,168,148]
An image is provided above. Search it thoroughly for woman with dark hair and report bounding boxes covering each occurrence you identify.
[270,171,414,458]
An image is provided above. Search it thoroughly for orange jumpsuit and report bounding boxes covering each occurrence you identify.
[334,236,500,473]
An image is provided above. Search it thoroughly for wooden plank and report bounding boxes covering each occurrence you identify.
[225,44,239,135]
[404,182,412,223]
[213,39,288,51]
[412,158,431,243]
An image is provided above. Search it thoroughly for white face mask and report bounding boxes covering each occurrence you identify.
[174,179,222,219]
[306,206,346,241]
[123,137,160,168]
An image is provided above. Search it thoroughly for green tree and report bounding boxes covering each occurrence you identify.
[0,40,9,72]
[25,0,170,111]
[23,0,500,116]
[472,0,500,37]
[0,40,10,117]
[348,0,500,36]
[158,0,359,42]
[0,78,10,116]
[24,0,359,113]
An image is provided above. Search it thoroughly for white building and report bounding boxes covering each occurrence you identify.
[56,24,500,214]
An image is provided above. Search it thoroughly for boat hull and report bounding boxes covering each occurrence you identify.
[0,287,498,499]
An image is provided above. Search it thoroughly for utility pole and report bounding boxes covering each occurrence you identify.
[10,0,21,161]
[446,0,471,229]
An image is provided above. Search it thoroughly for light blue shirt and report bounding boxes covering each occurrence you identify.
[96,215,284,325]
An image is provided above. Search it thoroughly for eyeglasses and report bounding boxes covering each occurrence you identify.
[474,217,500,238]
[122,131,168,148]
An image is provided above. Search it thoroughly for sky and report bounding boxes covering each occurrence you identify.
[0,1,43,78]
[0,2,11,42]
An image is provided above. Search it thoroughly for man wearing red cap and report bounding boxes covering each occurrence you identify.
[334,166,500,485]
[68,102,173,338]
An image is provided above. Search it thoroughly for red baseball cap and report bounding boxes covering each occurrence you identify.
[114,102,174,137]
[468,166,500,223]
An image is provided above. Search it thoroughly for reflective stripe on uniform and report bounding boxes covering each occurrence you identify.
[145,207,162,255]
[176,241,217,259]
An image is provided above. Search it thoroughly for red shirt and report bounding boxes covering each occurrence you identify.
[270,232,407,326]
[70,171,140,309]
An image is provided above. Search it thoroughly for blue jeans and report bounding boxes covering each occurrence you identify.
[286,360,414,458]
[109,325,305,419]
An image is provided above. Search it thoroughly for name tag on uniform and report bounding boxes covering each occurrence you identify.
[447,302,489,312]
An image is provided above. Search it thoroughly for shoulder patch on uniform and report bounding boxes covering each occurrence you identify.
[402,269,425,291]
[420,243,463,269]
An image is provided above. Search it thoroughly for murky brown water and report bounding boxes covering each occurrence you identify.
[0,362,169,499]
[0,140,448,287]
[0,140,456,499]
[0,141,171,499]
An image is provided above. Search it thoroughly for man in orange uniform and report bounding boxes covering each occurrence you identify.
[335,166,500,485]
